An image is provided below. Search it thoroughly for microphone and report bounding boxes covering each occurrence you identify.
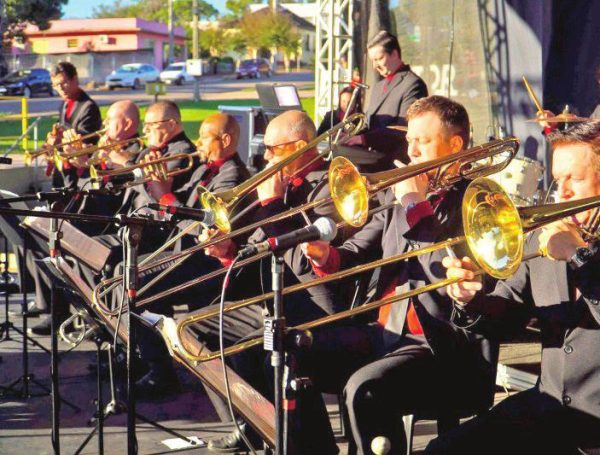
[238,217,337,259]
[148,203,216,226]
[0,157,12,165]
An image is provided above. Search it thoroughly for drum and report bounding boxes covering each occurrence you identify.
[489,156,544,206]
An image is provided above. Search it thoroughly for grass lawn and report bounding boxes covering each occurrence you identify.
[0,97,316,154]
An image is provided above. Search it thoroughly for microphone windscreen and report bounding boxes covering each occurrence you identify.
[313,217,338,242]
[202,209,216,227]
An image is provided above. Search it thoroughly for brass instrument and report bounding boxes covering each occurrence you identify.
[59,135,146,166]
[328,137,520,227]
[91,137,519,315]
[89,148,200,188]
[168,177,600,362]
[23,127,107,168]
[199,112,367,233]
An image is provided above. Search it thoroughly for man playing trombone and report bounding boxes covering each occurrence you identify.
[179,110,353,452]
[302,96,498,454]
[427,122,600,454]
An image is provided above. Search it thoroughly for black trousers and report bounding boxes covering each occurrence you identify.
[425,388,600,455]
[344,334,441,455]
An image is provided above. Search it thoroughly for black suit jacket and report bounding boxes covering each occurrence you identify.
[55,89,102,188]
[364,66,428,168]
[334,181,498,410]
[464,230,600,418]
[229,165,352,325]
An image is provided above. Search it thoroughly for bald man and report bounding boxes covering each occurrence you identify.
[177,110,353,453]
[28,100,145,335]
[119,113,253,398]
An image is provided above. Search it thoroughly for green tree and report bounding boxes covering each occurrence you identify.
[199,27,229,57]
[1,0,67,37]
[0,0,67,74]
[224,0,261,20]
[93,0,218,27]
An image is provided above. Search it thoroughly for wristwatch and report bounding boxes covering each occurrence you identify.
[569,244,598,269]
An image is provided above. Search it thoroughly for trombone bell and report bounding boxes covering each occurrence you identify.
[198,187,231,233]
[328,156,369,227]
[463,178,524,279]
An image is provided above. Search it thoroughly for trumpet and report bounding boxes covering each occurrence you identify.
[59,135,146,166]
[167,177,600,362]
[89,147,200,188]
[92,137,519,314]
[23,127,107,168]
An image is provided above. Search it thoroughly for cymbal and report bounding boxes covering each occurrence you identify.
[526,113,592,123]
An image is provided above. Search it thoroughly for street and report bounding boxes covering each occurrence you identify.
[0,71,314,116]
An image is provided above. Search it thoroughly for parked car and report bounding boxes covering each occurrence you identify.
[0,68,53,98]
[160,62,194,85]
[105,63,160,90]
[236,59,272,79]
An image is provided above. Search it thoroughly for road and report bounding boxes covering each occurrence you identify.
[0,71,314,116]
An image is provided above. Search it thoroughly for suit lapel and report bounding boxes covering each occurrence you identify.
[369,70,408,116]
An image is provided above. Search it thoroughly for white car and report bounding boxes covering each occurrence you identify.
[159,62,194,85]
[105,63,160,90]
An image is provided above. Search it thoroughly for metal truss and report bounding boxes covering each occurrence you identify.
[315,0,354,125]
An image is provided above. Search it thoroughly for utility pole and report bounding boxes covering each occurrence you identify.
[192,0,201,102]
[168,0,175,65]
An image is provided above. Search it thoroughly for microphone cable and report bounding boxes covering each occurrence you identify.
[219,252,259,455]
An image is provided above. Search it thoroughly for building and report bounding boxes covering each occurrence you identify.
[10,18,186,83]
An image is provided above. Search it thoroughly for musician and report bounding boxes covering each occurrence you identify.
[426,122,600,454]
[317,86,362,136]
[46,61,102,188]
[178,110,350,452]
[122,113,253,398]
[28,100,142,335]
[346,30,427,170]
[302,96,498,454]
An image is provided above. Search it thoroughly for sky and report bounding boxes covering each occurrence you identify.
[62,0,228,19]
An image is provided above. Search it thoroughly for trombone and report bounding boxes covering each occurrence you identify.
[91,113,368,311]
[23,127,107,168]
[92,136,519,314]
[133,138,520,309]
[199,112,367,233]
[166,177,600,363]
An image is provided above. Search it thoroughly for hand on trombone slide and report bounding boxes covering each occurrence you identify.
[391,159,428,207]
[538,219,586,261]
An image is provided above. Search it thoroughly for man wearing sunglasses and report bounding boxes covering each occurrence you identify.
[176,110,352,453]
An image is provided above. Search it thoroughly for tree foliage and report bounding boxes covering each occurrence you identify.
[93,0,219,26]
[1,0,67,38]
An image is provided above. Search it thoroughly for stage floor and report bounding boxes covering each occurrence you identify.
[0,293,540,454]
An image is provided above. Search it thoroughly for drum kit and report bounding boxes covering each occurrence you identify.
[489,77,599,207]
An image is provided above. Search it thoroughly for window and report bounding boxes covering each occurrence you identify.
[67,39,78,48]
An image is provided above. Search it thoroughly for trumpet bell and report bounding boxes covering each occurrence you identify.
[198,187,231,233]
[328,156,369,227]
[463,177,524,279]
